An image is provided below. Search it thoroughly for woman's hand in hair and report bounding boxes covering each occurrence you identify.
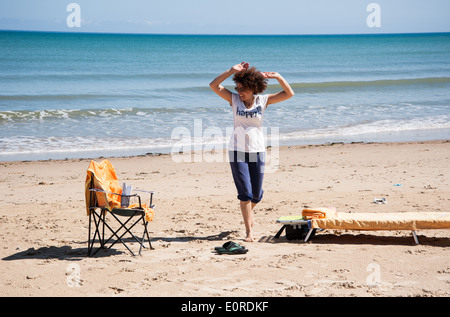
[232,62,249,73]
[260,71,280,79]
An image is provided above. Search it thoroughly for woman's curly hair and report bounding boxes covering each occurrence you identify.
[233,66,268,94]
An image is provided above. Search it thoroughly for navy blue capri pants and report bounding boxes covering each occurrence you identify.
[229,151,265,204]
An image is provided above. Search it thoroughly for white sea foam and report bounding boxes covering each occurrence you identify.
[1,115,449,161]
[278,115,450,141]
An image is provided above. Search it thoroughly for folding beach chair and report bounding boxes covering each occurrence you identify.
[85,159,156,256]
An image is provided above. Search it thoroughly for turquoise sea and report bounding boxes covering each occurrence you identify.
[1,31,449,161]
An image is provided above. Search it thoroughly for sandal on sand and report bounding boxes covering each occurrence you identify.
[214,241,248,254]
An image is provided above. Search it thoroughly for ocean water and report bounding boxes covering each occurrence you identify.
[1,31,449,161]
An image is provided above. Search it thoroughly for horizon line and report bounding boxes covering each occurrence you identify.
[1,29,450,37]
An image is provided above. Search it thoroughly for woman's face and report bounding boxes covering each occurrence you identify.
[235,84,253,102]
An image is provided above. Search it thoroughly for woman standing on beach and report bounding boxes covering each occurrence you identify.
[209,62,295,242]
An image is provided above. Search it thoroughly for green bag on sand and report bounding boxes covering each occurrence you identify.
[214,241,248,254]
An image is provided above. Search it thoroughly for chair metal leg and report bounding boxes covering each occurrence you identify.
[88,207,154,256]
[102,210,106,247]
[88,209,108,256]
[101,213,137,256]
[88,209,101,256]
[412,230,419,245]
[304,228,314,242]
[108,213,145,248]
[88,211,92,256]
[139,218,145,255]
[274,225,287,239]
[139,216,153,254]
[143,219,153,250]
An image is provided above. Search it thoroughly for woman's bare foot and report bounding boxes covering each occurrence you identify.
[245,230,254,242]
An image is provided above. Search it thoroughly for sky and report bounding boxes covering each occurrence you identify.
[0,0,449,35]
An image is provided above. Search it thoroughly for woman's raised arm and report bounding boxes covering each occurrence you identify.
[261,72,295,106]
[209,62,249,103]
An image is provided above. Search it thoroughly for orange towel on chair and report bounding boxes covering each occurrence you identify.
[85,159,154,222]
[302,207,337,220]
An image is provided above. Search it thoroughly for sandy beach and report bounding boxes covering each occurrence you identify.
[1,140,449,297]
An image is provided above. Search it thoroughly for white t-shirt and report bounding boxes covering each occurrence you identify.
[229,93,269,153]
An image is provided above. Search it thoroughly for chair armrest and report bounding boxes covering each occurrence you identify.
[134,189,156,194]
[135,189,156,208]
[89,188,155,209]
[89,188,142,208]
[89,188,135,197]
